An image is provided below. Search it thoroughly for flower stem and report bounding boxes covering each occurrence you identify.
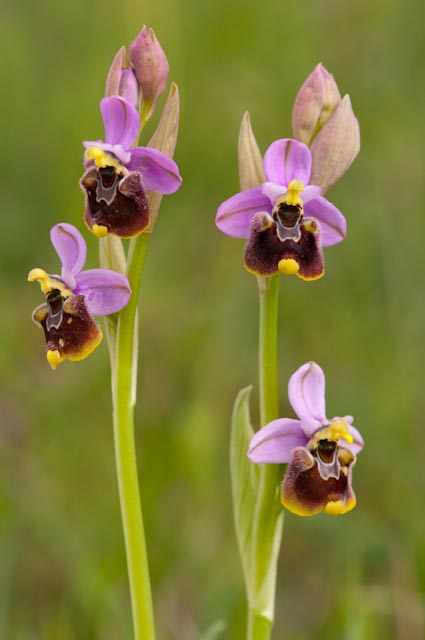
[247,275,283,640]
[258,275,280,425]
[112,232,156,640]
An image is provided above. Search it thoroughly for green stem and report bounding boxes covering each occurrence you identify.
[258,276,280,425]
[112,232,156,640]
[247,275,283,640]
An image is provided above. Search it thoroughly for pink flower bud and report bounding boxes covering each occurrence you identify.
[104,46,139,109]
[310,95,360,193]
[129,26,169,120]
[292,64,341,146]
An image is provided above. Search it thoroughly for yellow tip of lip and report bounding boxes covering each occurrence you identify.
[47,349,62,370]
[324,497,356,516]
[92,224,109,238]
[278,258,299,275]
[324,500,345,515]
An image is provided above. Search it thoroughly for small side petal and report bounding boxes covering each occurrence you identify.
[127,147,182,194]
[75,269,131,317]
[263,139,312,186]
[50,223,86,277]
[303,196,347,247]
[288,361,327,430]
[247,419,307,463]
[100,96,140,149]
[216,188,271,238]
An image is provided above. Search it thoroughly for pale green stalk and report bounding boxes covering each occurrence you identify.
[112,232,155,640]
[247,275,283,640]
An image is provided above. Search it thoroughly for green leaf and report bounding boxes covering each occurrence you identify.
[230,387,284,624]
[230,386,259,600]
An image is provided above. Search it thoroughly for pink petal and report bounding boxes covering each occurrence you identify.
[344,424,364,455]
[247,419,307,464]
[50,223,86,278]
[303,196,346,247]
[100,96,140,149]
[216,188,271,238]
[127,147,182,194]
[261,181,286,205]
[302,185,322,203]
[288,362,327,433]
[263,138,312,186]
[75,269,131,317]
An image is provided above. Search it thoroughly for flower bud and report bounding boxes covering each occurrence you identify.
[292,64,341,146]
[129,26,169,122]
[104,46,139,109]
[238,112,265,190]
[310,94,360,193]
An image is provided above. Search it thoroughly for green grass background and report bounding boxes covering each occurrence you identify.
[1,0,425,638]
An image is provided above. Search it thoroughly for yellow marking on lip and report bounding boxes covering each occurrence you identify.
[278,258,299,275]
[325,496,356,516]
[244,263,276,277]
[28,268,72,297]
[303,219,317,234]
[281,494,319,517]
[297,269,325,281]
[47,349,62,370]
[92,224,109,238]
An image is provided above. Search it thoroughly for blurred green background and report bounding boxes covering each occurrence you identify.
[1,0,425,638]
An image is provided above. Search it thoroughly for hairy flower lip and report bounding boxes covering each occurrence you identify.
[247,362,363,517]
[243,209,325,280]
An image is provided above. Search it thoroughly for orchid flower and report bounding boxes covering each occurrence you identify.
[28,223,131,369]
[81,96,182,238]
[216,138,347,280]
[248,362,364,516]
